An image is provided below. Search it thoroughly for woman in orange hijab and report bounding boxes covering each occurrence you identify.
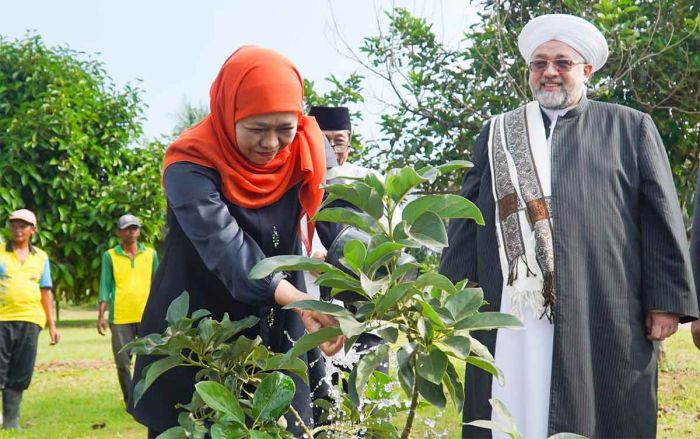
[129,46,344,437]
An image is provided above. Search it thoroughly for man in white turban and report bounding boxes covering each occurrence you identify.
[440,13,697,439]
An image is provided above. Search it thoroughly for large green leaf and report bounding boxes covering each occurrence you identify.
[417,375,447,408]
[133,356,183,406]
[443,362,465,412]
[314,271,363,292]
[445,288,484,322]
[386,166,427,202]
[252,372,295,425]
[249,255,343,280]
[194,381,244,425]
[396,345,415,397]
[284,326,343,360]
[402,194,484,226]
[166,291,190,324]
[406,211,448,248]
[416,348,448,384]
[454,312,523,331]
[440,335,471,359]
[343,239,367,272]
[348,344,389,406]
[360,273,390,297]
[312,207,379,235]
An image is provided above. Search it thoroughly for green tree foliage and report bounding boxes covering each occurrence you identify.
[0,34,165,302]
[352,1,699,214]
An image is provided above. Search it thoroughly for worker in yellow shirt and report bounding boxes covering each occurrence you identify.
[97,214,158,405]
[0,209,60,430]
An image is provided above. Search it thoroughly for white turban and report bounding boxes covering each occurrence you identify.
[518,14,609,72]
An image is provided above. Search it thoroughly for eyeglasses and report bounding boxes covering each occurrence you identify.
[331,142,350,153]
[528,59,587,72]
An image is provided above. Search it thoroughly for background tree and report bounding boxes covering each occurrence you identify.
[171,99,209,137]
[0,34,165,304]
[346,0,698,216]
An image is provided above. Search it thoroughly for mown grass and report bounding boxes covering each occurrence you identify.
[1,319,697,438]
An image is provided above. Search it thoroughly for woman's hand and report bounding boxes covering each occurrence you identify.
[298,309,344,356]
[274,279,345,356]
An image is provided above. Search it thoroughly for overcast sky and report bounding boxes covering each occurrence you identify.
[1,0,479,141]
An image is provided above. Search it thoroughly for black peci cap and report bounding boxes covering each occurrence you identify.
[308,106,351,131]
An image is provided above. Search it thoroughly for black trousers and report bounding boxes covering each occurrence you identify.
[110,323,139,404]
[0,321,41,390]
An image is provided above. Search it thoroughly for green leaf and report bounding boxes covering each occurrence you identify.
[263,355,308,383]
[284,326,343,360]
[191,309,211,321]
[155,426,187,439]
[416,348,448,384]
[194,381,244,425]
[360,273,390,297]
[445,288,484,322]
[312,208,379,235]
[376,326,399,343]
[443,362,464,412]
[396,345,415,397]
[364,242,405,270]
[249,255,342,279]
[210,424,247,439]
[403,194,484,226]
[386,166,427,202]
[165,291,190,324]
[440,335,471,359]
[454,312,523,331]
[417,375,447,408]
[133,356,183,406]
[416,299,446,328]
[406,211,448,248]
[375,284,418,317]
[414,273,457,295]
[348,344,389,406]
[252,372,296,425]
[343,239,366,271]
[435,160,474,175]
[466,357,503,384]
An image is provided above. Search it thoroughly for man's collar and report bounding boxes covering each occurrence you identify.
[114,242,145,256]
[559,94,589,119]
[5,241,37,254]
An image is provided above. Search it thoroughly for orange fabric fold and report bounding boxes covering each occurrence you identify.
[163,46,326,251]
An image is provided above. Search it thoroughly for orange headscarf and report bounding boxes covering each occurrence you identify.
[163,46,326,251]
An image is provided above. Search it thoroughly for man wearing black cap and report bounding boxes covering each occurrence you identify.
[97,214,158,405]
[309,106,369,182]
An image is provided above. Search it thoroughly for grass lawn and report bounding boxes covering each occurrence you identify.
[1,319,697,438]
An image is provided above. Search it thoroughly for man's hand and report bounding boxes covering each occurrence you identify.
[691,320,700,350]
[298,309,345,356]
[48,324,60,345]
[97,317,108,336]
[645,312,679,342]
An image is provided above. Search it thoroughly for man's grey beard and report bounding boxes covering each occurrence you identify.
[531,81,586,109]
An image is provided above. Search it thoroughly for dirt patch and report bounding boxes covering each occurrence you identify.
[34,359,113,372]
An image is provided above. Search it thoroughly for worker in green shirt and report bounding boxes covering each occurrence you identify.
[97,214,158,405]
